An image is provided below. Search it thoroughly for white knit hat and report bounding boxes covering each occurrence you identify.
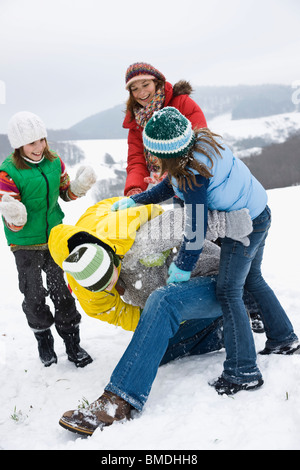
[7,111,47,149]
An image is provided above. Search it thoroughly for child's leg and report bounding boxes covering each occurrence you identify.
[244,220,297,350]
[43,251,93,367]
[13,249,54,330]
[13,249,57,365]
[43,251,81,329]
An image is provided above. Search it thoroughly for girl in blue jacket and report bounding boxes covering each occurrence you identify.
[112,107,299,395]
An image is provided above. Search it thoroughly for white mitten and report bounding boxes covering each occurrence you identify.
[206,208,253,246]
[70,165,97,197]
[206,210,226,241]
[225,208,253,246]
[0,194,27,226]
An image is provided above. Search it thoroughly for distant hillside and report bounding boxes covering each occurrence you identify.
[243,131,300,190]
[90,133,300,202]
[193,84,295,121]
[0,134,85,166]
[47,104,127,142]
[46,84,297,141]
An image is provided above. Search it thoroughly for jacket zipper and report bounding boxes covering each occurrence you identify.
[38,165,50,242]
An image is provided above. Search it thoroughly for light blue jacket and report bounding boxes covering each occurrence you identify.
[172,143,267,220]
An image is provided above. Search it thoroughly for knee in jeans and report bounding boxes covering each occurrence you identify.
[216,283,243,302]
[147,286,171,307]
[143,287,181,331]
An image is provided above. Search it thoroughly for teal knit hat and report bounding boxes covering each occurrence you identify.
[62,243,115,292]
[143,107,195,159]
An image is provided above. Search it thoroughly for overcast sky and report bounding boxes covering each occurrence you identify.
[0,0,299,134]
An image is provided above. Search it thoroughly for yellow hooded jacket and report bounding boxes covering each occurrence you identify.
[48,197,163,331]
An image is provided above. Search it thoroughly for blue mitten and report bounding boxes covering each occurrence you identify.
[167,262,192,284]
[111,197,136,212]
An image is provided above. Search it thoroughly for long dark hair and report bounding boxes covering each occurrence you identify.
[12,138,57,170]
[159,128,225,192]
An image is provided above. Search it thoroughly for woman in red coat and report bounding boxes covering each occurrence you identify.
[123,62,207,196]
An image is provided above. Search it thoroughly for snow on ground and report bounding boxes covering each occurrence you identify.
[209,111,300,157]
[209,111,300,143]
[0,141,300,450]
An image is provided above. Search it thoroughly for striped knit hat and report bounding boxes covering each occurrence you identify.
[143,107,195,159]
[62,243,115,292]
[125,62,166,90]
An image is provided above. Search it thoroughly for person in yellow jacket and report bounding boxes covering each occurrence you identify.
[49,195,268,436]
[49,196,164,331]
[49,195,254,334]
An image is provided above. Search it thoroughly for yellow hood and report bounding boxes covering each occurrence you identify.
[49,197,163,267]
[48,197,163,331]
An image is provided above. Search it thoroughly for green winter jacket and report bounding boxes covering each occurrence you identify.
[0,154,64,246]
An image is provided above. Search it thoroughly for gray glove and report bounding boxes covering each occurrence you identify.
[70,165,97,197]
[0,194,27,226]
[225,209,253,246]
[206,208,253,246]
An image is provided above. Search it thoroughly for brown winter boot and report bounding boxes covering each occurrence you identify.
[59,391,132,436]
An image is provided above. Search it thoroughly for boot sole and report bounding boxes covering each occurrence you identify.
[259,343,300,355]
[210,377,264,395]
[59,417,96,436]
[67,355,93,368]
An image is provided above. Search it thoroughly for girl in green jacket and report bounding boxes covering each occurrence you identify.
[0,111,96,368]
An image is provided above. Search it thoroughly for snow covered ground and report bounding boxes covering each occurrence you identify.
[209,111,300,157]
[0,139,300,450]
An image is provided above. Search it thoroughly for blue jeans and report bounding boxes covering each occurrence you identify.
[105,276,223,411]
[216,205,297,384]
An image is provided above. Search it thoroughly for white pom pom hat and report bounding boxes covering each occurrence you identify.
[7,111,47,149]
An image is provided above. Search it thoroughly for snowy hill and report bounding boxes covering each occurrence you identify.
[0,140,300,450]
[209,111,300,157]
[45,84,297,142]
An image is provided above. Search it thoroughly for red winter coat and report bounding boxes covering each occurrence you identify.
[122,81,207,195]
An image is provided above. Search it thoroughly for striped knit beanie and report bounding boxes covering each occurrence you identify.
[143,107,195,159]
[62,243,115,292]
[125,62,166,90]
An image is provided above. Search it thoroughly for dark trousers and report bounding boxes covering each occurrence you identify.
[13,249,81,331]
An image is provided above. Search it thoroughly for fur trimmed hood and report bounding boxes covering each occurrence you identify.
[172,80,194,98]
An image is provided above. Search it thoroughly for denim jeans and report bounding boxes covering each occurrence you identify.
[216,205,298,384]
[105,276,223,411]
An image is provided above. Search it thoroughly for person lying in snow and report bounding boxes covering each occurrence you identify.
[49,197,254,331]
[48,197,261,436]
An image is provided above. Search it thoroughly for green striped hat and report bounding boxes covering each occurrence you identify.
[143,107,195,159]
[62,243,115,292]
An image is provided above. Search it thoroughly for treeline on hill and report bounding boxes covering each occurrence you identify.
[43,84,297,141]
[0,131,299,193]
[243,132,300,189]
[0,134,85,166]
[192,84,295,121]
[92,134,300,202]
